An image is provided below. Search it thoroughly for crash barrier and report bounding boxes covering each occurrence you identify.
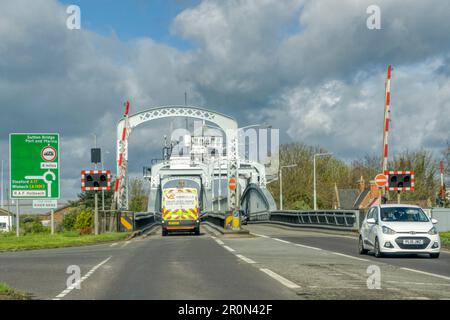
[431,208,450,232]
[205,212,227,228]
[247,210,362,232]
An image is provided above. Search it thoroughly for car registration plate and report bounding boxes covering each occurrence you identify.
[168,221,180,225]
[403,239,423,245]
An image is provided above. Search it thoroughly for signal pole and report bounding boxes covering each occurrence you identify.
[441,160,445,206]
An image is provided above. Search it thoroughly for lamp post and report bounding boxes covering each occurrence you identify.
[313,152,333,211]
[279,164,297,210]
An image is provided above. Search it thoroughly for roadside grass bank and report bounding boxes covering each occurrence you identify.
[441,232,450,249]
[0,232,129,252]
[0,282,31,300]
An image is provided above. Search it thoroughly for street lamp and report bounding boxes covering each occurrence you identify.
[279,164,297,210]
[313,153,333,211]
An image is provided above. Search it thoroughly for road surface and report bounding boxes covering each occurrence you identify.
[0,224,449,300]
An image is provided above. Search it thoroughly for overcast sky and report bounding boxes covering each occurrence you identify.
[1,0,450,202]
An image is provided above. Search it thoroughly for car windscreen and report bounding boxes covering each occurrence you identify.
[380,207,429,222]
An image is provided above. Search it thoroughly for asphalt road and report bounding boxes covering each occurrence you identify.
[0,224,449,300]
[246,224,450,277]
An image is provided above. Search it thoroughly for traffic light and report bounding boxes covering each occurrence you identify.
[385,171,414,191]
[81,170,111,191]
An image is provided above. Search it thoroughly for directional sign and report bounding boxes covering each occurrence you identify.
[229,178,237,191]
[9,133,60,199]
[32,199,58,209]
[374,173,388,187]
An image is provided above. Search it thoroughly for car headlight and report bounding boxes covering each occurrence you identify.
[382,226,396,235]
[428,226,438,235]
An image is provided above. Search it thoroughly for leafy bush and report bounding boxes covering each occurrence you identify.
[62,211,78,231]
[74,209,93,232]
[19,216,50,235]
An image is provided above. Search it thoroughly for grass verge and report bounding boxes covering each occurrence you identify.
[0,282,31,300]
[0,231,129,252]
[440,232,450,250]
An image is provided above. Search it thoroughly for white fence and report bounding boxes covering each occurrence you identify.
[431,208,450,232]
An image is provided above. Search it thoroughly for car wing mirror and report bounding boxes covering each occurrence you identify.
[431,218,438,224]
[366,218,376,224]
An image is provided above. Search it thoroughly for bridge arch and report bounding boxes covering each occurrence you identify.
[115,105,239,210]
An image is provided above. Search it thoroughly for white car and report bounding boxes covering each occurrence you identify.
[359,204,440,258]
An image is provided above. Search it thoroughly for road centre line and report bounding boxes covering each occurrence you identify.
[236,254,256,264]
[401,267,450,282]
[259,268,301,289]
[223,245,236,253]
[53,256,112,300]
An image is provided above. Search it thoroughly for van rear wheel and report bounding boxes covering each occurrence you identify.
[194,226,200,236]
[162,229,168,237]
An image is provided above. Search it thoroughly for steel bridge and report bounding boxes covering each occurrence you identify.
[115,105,278,229]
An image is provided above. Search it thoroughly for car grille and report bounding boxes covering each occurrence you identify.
[395,237,430,250]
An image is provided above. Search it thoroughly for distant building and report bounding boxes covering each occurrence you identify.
[0,208,13,232]
[334,177,380,210]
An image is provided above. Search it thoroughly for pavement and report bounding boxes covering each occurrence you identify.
[0,224,449,300]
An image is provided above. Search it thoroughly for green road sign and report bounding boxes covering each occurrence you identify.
[9,133,60,199]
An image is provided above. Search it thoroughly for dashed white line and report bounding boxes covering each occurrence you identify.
[121,241,131,248]
[223,245,236,253]
[110,243,118,247]
[273,238,291,244]
[251,233,269,238]
[293,243,323,251]
[400,267,450,282]
[331,252,370,262]
[259,268,301,289]
[53,256,112,300]
[236,254,256,264]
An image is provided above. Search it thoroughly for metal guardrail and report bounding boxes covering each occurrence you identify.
[246,210,361,231]
[134,212,160,231]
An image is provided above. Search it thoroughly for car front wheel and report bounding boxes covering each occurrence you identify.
[359,236,368,255]
[374,238,383,258]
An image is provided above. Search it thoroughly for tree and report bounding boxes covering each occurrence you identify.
[128,178,149,212]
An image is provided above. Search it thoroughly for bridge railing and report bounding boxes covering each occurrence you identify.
[133,212,161,231]
[248,210,362,231]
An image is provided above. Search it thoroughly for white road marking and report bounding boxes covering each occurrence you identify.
[110,243,118,247]
[259,268,301,289]
[387,280,450,286]
[236,254,256,264]
[215,239,225,245]
[53,256,112,300]
[294,243,323,251]
[223,245,236,252]
[273,238,291,244]
[400,267,450,282]
[121,241,131,248]
[251,233,269,238]
[331,252,370,262]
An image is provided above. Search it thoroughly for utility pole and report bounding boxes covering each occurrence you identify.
[1,160,3,209]
[440,160,445,206]
[279,164,297,210]
[313,153,333,211]
[92,133,99,235]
